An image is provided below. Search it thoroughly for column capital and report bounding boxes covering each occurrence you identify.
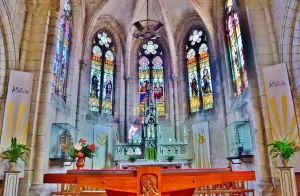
[49,1,61,16]
[171,73,178,82]
[124,75,131,82]
[260,0,271,7]
[79,60,86,67]
[25,1,39,15]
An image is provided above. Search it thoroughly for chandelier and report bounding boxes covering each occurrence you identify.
[130,0,163,40]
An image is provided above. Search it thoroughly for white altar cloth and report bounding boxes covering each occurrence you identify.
[119,161,184,169]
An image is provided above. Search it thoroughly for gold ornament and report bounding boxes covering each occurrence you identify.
[196,128,206,144]
[96,131,108,146]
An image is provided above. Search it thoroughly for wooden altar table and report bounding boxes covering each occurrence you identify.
[44,166,256,196]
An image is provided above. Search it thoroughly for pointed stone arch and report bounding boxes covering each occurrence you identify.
[81,15,126,130]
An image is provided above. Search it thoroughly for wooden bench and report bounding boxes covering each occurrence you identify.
[194,172,255,195]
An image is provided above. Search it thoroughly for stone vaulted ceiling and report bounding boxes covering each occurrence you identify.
[85,0,205,36]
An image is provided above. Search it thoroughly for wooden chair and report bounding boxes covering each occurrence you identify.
[0,188,3,196]
[51,183,81,196]
[80,186,107,196]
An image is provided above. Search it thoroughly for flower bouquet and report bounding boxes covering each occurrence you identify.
[66,138,97,170]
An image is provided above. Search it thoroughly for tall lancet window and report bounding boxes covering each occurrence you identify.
[52,0,72,98]
[186,29,213,113]
[138,40,165,117]
[89,31,115,114]
[225,0,248,96]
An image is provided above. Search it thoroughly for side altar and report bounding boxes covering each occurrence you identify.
[114,88,190,168]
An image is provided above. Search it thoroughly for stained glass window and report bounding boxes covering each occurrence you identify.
[89,31,115,114]
[186,29,213,112]
[225,0,248,96]
[52,0,72,98]
[139,40,165,117]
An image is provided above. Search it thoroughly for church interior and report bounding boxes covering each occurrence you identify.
[0,0,299,195]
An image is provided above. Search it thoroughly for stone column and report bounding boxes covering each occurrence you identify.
[124,75,131,142]
[172,74,180,140]
[19,1,39,71]
[18,1,58,195]
[3,172,20,196]
[278,167,298,196]
[261,0,279,64]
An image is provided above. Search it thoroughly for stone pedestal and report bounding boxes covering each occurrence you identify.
[3,171,20,196]
[278,167,298,196]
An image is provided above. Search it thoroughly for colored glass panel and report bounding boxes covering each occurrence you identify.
[59,18,71,97]
[199,44,213,110]
[152,56,165,116]
[89,45,102,112]
[225,0,248,96]
[138,40,165,117]
[189,30,202,46]
[102,51,114,114]
[89,31,115,114]
[52,17,64,94]
[139,56,150,104]
[52,0,72,99]
[234,13,248,89]
[143,41,158,55]
[187,49,200,113]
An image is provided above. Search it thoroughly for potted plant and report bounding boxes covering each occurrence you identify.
[167,156,175,162]
[267,137,300,167]
[66,138,97,170]
[128,155,136,163]
[1,138,30,171]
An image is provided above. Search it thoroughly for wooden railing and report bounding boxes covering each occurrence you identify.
[296,172,300,196]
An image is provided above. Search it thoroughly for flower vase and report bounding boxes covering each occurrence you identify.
[76,157,85,170]
[8,162,16,171]
[282,159,289,167]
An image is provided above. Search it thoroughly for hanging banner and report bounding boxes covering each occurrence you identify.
[262,63,300,143]
[0,71,33,149]
[192,122,211,168]
[93,124,113,169]
[0,71,33,179]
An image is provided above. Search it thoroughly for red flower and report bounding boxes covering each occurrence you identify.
[77,152,84,158]
[88,143,96,151]
[61,144,68,151]
[79,138,86,143]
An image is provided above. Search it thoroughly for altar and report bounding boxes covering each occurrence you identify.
[118,161,186,169]
[114,88,189,166]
